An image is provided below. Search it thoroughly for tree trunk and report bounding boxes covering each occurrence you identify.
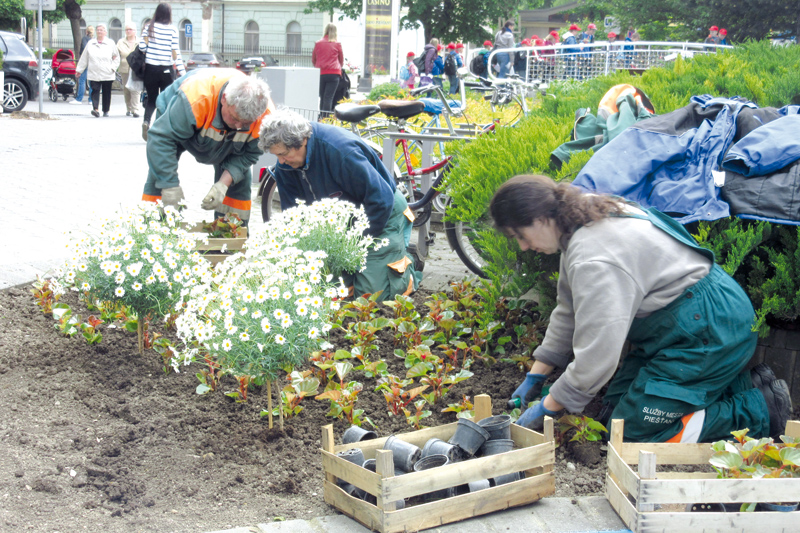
[63,0,82,54]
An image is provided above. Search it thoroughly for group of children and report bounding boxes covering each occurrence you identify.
[400,41,465,95]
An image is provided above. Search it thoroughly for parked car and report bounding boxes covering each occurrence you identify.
[185,52,225,70]
[1,30,40,113]
[235,55,278,73]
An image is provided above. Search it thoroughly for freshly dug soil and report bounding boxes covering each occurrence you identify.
[0,285,606,532]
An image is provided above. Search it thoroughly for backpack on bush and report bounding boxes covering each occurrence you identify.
[470,54,487,76]
[399,64,410,81]
[444,53,457,76]
[412,53,426,74]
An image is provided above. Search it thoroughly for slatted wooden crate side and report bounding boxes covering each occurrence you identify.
[606,419,800,533]
[321,394,556,533]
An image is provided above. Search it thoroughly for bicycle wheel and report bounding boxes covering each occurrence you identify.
[444,214,493,278]
[258,176,281,223]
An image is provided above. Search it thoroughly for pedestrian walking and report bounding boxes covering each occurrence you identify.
[312,23,344,120]
[75,23,120,117]
[117,22,142,118]
[70,26,94,105]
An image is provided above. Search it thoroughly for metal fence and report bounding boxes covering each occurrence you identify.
[211,43,314,68]
[486,42,733,83]
[47,37,77,50]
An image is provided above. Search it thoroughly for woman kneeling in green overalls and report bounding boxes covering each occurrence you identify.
[491,175,792,443]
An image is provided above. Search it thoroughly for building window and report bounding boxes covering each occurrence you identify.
[286,21,301,54]
[109,18,123,42]
[79,19,86,33]
[244,21,259,55]
[179,19,192,51]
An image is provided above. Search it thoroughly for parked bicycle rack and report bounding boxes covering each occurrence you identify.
[380,132,474,261]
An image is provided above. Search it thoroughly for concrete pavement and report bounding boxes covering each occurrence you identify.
[1,94,630,533]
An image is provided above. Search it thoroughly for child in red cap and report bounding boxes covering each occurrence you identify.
[719,28,728,45]
[400,50,417,89]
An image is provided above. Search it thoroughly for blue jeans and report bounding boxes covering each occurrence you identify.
[447,74,459,94]
[497,53,511,78]
[76,70,88,101]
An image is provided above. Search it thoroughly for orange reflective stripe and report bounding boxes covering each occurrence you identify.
[142,194,160,203]
[666,413,692,443]
[402,275,414,296]
[222,196,251,211]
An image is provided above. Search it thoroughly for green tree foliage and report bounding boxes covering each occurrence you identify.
[585,0,799,42]
[305,0,522,44]
[0,0,84,53]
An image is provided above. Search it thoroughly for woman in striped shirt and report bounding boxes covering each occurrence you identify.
[140,2,186,141]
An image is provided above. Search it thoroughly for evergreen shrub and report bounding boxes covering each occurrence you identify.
[443,41,800,334]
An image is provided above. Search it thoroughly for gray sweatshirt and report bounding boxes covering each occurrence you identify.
[533,210,712,413]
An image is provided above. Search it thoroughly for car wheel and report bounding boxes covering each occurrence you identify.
[3,79,29,113]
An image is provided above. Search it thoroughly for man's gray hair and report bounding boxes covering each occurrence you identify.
[95,23,107,31]
[223,75,272,123]
[258,108,313,151]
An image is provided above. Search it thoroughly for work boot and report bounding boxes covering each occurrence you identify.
[750,363,777,389]
[754,378,792,439]
[142,122,149,142]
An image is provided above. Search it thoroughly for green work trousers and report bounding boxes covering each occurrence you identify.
[603,208,768,442]
[345,190,422,301]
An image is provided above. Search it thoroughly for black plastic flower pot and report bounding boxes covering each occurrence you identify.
[448,418,491,457]
[422,437,462,462]
[457,478,491,495]
[342,425,378,444]
[491,471,521,486]
[384,435,422,473]
[479,438,514,456]
[413,454,454,501]
[335,447,365,466]
[686,502,727,512]
[477,414,512,440]
[361,458,405,477]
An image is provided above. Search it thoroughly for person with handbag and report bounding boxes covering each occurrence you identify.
[140,2,185,141]
[312,23,344,120]
[75,23,120,117]
[117,22,142,118]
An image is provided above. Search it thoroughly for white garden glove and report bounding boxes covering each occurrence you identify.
[201,182,229,211]
[161,186,185,207]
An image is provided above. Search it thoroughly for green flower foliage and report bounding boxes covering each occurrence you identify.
[367,82,405,101]
[444,41,800,331]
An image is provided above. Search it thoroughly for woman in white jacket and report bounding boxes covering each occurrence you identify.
[75,23,120,117]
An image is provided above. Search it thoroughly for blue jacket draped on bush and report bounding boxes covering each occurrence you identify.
[571,95,800,225]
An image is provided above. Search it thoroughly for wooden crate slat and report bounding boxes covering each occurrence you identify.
[383,472,554,533]
[605,473,638,532]
[638,510,800,532]
[321,450,381,495]
[509,422,550,446]
[383,442,554,501]
[607,443,640,500]
[332,424,456,457]
[616,442,714,465]
[639,477,800,504]
[656,472,716,479]
[323,479,384,531]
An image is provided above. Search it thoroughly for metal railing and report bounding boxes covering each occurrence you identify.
[211,43,314,68]
[485,41,733,83]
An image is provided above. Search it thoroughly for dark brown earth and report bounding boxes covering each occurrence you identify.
[0,285,606,532]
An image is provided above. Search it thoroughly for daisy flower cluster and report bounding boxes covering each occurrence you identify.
[50,202,212,319]
[246,198,387,279]
[174,250,348,382]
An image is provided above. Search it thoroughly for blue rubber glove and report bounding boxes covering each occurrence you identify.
[511,373,547,407]
[515,396,559,431]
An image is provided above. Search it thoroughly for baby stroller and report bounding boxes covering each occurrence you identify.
[48,49,77,102]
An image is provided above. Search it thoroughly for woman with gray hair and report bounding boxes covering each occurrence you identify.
[75,23,120,117]
[259,108,422,300]
[117,22,142,117]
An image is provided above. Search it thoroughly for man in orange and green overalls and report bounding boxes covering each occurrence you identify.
[142,68,274,224]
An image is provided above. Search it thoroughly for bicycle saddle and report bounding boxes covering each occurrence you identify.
[334,103,382,123]
[377,99,426,119]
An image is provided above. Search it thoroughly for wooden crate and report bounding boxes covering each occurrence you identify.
[606,418,800,533]
[320,394,555,533]
[187,223,247,265]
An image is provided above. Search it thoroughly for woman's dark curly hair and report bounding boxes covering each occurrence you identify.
[490,175,626,239]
